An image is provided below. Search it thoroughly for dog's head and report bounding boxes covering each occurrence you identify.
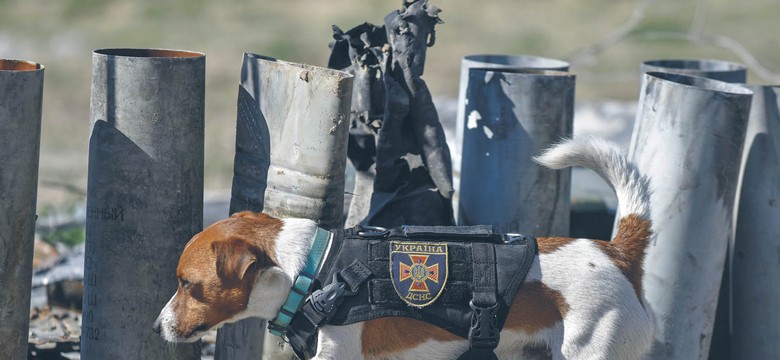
[153,211,293,342]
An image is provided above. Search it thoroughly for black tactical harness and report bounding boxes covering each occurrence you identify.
[278,225,537,360]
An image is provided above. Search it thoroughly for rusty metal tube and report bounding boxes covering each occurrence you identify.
[458,68,574,236]
[83,48,204,359]
[628,72,752,359]
[0,59,44,360]
[216,53,353,360]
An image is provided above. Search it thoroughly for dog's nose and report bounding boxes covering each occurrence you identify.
[152,317,162,335]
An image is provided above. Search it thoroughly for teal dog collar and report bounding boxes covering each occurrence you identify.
[268,226,332,337]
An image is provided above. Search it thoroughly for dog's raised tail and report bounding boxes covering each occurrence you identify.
[534,136,651,222]
[535,137,652,291]
[536,137,653,312]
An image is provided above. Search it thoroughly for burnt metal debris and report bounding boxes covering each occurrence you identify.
[330,0,455,228]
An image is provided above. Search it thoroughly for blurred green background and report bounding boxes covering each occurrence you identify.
[1,0,778,211]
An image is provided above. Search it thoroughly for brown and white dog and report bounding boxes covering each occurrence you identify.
[154,137,655,359]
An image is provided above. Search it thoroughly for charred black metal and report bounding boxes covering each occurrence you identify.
[330,0,454,228]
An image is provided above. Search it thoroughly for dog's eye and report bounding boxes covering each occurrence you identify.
[180,278,192,290]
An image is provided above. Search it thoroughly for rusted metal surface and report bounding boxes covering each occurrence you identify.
[0,58,44,360]
[731,85,780,358]
[459,68,574,236]
[218,53,353,360]
[83,48,204,359]
[627,72,752,360]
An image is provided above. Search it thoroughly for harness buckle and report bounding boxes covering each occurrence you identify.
[505,233,530,244]
[306,273,358,325]
[467,300,500,349]
[267,321,288,338]
[356,225,390,238]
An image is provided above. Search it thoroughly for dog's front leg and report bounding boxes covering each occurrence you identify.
[312,323,365,360]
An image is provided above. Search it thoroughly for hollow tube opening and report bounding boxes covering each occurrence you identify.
[464,54,569,69]
[646,71,753,95]
[243,52,353,80]
[643,59,746,73]
[94,48,203,58]
[470,67,572,77]
[0,59,42,71]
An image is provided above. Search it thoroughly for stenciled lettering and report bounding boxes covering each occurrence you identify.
[86,206,124,222]
[392,243,445,253]
[84,326,100,341]
[405,292,432,301]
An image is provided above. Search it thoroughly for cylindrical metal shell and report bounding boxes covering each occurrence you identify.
[454,55,569,220]
[731,85,780,358]
[628,72,752,360]
[638,58,747,360]
[458,68,574,236]
[217,53,352,360]
[82,48,204,359]
[0,59,44,360]
[229,53,353,227]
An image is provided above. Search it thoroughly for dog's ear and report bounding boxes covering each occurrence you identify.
[212,238,263,288]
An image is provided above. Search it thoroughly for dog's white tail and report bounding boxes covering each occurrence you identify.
[537,136,652,303]
[534,136,651,221]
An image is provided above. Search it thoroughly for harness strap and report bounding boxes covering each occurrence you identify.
[287,260,373,360]
[268,227,332,337]
[458,243,500,360]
